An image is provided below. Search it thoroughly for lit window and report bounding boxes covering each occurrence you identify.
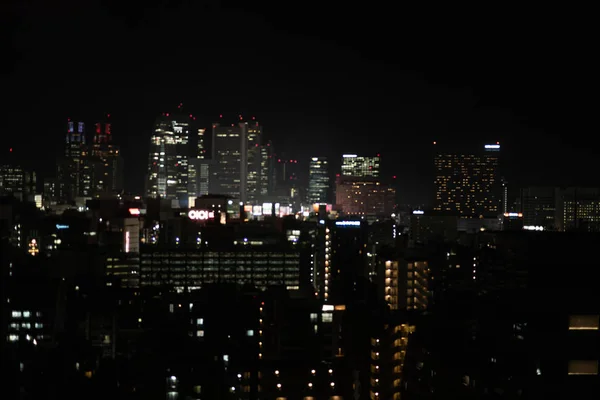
[8,334,19,342]
[569,315,599,330]
[247,330,254,337]
[197,318,204,325]
[12,311,22,318]
[197,330,204,337]
[322,313,333,323]
[568,360,598,375]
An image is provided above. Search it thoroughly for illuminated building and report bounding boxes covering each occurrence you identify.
[145,113,190,206]
[210,118,268,204]
[308,157,329,205]
[0,160,36,201]
[520,186,557,230]
[89,116,124,197]
[188,128,209,199]
[379,258,430,311]
[434,143,500,217]
[57,119,91,203]
[316,220,369,304]
[556,187,600,232]
[341,154,380,178]
[139,248,301,291]
[211,122,248,202]
[335,177,395,216]
[370,322,415,400]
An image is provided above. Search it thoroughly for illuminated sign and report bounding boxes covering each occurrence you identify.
[322,305,334,311]
[56,224,69,230]
[128,208,141,215]
[188,210,215,220]
[125,231,130,253]
[484,144,500,149]
[412,210,424,215]
[335,221,360,227]
[504,212,523,218]
[342,154,357,158]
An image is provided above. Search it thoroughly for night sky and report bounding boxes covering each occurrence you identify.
[2,1,596,205]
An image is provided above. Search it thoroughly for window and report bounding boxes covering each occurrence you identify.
[568,360,599,375]
[197,330,204,337]
[23,311,31,318]
[569,315,599,330]
[310,313,318,322]
[8,334,18,342]
[12,311,22,318]
[246,330,254,337]
[322,312,333,323]
[197,318,204,325]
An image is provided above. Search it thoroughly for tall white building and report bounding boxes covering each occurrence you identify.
[307,157,329,204]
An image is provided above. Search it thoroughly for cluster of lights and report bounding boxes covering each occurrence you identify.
[258,302,264,360]
[324,228,331,301]
[524,225,544,231]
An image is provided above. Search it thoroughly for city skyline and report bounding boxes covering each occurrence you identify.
[3,3,597,206]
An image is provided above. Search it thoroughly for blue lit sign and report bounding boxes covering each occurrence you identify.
[56,224,70,230]
[335,221,361,227]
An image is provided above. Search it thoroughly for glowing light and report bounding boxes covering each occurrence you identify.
[335,220,360,227]
[342,154,357,158]
[412,210,424,215]
[128,208,141,215]
[189,210,215,220]
[484,144,500,149]
[125,231,130,253]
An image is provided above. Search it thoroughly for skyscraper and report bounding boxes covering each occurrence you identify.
[307,157,329,205]
[89,115,124,197]
[210,122,248,202]
[57,119,90,203]
[341,154,380,178]
[434,143,500,217]
[210,117,268,204]
[146,113,190,206]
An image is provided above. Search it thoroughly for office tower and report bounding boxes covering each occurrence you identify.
[434,143,500,217]
[307,157,329,205]
[341,154,380,178]
[146,113,190,206]
[335,177,395,216]
[520,187,557,229]
[57,119,91,203]
[501,177,509,213]
[189,127,208,200]
[89,116,124,197]
[246,122,263,203]
[0,164,32,200]
[556,187,600,232]
[211,122,248,202]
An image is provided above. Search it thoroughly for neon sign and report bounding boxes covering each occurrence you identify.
[188,210,215,220]
[484,144,500,149]
[56,224,70,230]
[412,210,424,215]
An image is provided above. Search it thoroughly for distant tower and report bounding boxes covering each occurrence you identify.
[434,143,500,217]
[308,157,330,204]
[90,114,124,197]
[146,112,190,206]
[341,154,380,178]
[57,119,90,203]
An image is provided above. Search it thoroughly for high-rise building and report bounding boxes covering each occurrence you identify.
[307,157,329,205]
[434,143,500,217]
[57,119,90,203]
[89,116,124,197]
[520,186,557,229]
[0,162,35,200]
[246,121,263,203]
[335,177,395,216]
[210,122,248,202]
[146,113,190,206]
[556,187,600,232]
[341,154,380,178]
[210,118,268,204]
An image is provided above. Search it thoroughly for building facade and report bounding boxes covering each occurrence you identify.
[307,157,329,205]
[341,154,380,178]
[434,143,500,217]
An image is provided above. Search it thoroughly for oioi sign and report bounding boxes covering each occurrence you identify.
[188,210,215,220]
